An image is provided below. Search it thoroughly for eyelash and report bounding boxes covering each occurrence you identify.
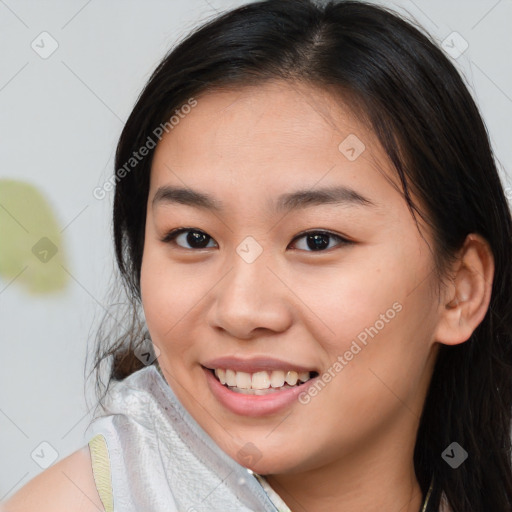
[161,227,353,252]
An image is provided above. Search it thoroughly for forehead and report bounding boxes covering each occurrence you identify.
[149,81,397,205]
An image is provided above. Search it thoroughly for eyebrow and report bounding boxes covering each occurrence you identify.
[152,185,376,212]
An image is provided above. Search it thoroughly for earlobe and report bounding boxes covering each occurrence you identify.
[435,234,494,346]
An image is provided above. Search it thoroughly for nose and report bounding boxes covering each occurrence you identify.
[207,252,293,339]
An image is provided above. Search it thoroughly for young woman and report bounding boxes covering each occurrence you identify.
[4,1,512,511]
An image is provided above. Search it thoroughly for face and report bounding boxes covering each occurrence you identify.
[140,81,441,475]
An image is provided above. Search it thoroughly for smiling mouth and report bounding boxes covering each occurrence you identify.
[207,367,319,395]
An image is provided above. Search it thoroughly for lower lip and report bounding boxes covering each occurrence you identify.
[203,367,317,417]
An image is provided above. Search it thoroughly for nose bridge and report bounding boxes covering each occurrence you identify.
[208,238,291,337]
[223,240,274,311]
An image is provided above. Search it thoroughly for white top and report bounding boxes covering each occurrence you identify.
[86,364,290,511]
[85,364,451,512]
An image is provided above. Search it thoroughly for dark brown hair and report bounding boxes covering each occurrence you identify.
[89,1,512,510]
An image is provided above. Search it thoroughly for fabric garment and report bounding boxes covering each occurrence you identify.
[85,364,290,512]
[85,364,451,512]
[88,432,290,512]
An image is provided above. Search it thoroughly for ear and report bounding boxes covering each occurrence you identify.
[435,233,494,345]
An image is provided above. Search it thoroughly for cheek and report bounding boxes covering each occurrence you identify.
[291,247,408,352]
[337,299,435,410]
[140,246,196,351]
[140,242,227,367]
[295,240,437,385]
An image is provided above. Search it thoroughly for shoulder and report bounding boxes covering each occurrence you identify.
[1,445,104,512]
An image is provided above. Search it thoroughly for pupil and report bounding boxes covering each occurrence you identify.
[307,233,329,251]
[187,231,209,248]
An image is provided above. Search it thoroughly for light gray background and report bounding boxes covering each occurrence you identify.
[1,0,511,500]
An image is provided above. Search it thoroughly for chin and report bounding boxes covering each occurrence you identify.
[223,438,313,475]
[243,457,297,475]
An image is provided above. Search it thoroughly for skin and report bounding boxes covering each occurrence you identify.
[139,80,494,511]
[2,447,103,511]
[3,80,493,512]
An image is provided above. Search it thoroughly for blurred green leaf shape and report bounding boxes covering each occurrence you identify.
[0,179,69,294]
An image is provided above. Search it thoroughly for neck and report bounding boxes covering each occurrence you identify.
[264,418,424,512]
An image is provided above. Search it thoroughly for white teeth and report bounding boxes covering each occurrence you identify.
[235,371,252,389]
[269,370,285,388]
[225,369,237,387]
[215,368,226,385]
[285,370,298,386]
[251,371,270,390]
[212,368,314,391]
[298,371,310,383]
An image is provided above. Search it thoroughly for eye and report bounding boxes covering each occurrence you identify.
[288,230,352,252]
[161,228,217,249]
[161,228,352,252]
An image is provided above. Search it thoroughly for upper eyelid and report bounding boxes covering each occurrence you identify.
[162,227,351,248]
[290,229,347,242]
[289,231,350,250]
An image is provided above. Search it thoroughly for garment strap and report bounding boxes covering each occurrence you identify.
[88,433,114,512]
[254,474,291,512]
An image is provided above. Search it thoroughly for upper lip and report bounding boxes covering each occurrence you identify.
[202,356,318,374]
